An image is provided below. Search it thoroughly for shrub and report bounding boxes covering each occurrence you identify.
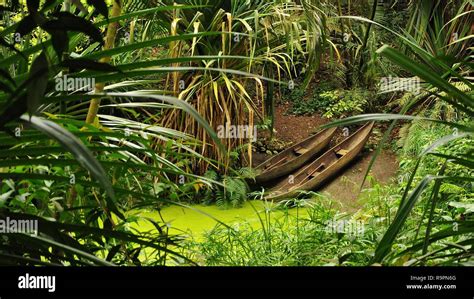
[285,85,370,118]
[319,89,370,118]
[200,171,249,209]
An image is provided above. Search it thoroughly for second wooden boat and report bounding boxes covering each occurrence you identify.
[254,127,337,184]
[264,122,375,201]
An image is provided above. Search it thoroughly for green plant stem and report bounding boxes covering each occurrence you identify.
[422,163,447,256]
[358,0,378,74]
[85,0,122,125]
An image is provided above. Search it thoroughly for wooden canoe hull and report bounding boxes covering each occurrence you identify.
[254,127,337,184]
[265,122,375,201]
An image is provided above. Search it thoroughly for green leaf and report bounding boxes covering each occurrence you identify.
[0,37,26,59]
[15,14,37,36]
[42,12,104,45]
[321,114,473,133]
[50,30,69,58]
[377,45,474,112]
[27,52,49,115]
[372,176,434,263]
[422,163,447,255]
[102,92,226,155]
[0,94,27,129]
[26,0,40,12]
[61,58,120,73]
[87,0,109,19]
[0,68,16,87]
[18,115,123,219]
[23,233,116,266]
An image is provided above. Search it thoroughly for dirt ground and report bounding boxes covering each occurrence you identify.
[272,103,329,143]
[253,103,399,212]
[320,150,398,212]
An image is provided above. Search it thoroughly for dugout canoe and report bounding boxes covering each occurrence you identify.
[264,122,375,201]
[254,127,337,184]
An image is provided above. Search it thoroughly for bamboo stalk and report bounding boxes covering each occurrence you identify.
[85,0,122,125]
[358,0,378,71]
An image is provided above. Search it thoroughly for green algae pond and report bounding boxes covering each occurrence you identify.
[129,200,310,241]
[125,200,320,264]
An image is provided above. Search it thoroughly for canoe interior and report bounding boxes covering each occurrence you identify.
[268,122,374,197]
[256,129,333,171]
[270,149,347,192]
[254,127,337,182]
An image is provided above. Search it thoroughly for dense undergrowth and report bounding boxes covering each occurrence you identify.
[0,0,472,266]
[191,121,473,266]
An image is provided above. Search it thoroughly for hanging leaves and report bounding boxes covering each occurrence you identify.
[37,11,105,58]
[15,15,37,36]
[61,58,120,73]
[26,52,49,115]
[87,0,109,19]
[50,29,69,57]
[26,0,40,13]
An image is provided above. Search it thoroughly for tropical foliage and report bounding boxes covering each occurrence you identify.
[0,0,471,266]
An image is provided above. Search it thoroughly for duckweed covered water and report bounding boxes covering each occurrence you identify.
[131,200,308,240]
